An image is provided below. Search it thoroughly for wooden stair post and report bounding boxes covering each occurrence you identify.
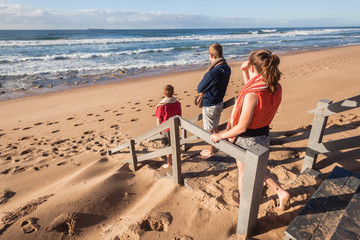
[237,144,269,236]
[129,139,138,171]
[302,99,332,172]
[170,117,182,185]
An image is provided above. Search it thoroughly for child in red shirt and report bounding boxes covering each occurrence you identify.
[154,85,182,168]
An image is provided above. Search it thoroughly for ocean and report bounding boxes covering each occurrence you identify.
[1,27,359,100]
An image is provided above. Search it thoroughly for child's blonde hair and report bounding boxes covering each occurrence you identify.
[163,85,174,97]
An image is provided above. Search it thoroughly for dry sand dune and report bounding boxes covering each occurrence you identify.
[1,45,360,239]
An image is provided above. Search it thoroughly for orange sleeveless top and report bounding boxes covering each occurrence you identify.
[248,84,282,129]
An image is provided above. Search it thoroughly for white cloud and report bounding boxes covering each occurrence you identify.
[0,3,348,29]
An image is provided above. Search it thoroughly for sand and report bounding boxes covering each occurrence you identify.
[0,45,360,240]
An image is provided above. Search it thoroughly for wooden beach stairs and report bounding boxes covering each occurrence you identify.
[285,95,360,239]
[109,97,273,237]
[108,95,360,238]
[285,166,360,240]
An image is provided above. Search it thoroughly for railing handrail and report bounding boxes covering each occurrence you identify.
[109,120,171,155]
[188,96,236,123]
[178,116,247,161]
[108,96,268,236]
[308,95,360,117]
[109,96,237,155]
[302,95,360,172]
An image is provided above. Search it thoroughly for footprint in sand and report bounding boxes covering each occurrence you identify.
[21,218,40,234]
[185,105,191,107]
[1,167,13,175]
[34,164,49,171]
[23,127,32,130]
[136,109,141,112]
[47,122,59,126]
[20,149,32,155]
[34,122,43,126]
[12,128,20,131]
[66,117,75,120]
[13,166,27,173]
[57,161,67,166]
[42,152,49,157]
[74,123,83,127]
[52,130,60,134]
[140,211,173,232]
[46,212,79,235]
[0,133,6,137]
[98,119,104,122]
[87,113,93,116]
[104,109,110,112]
[0,189,16,204]
[116,113,123,116]
[130,118,139,122]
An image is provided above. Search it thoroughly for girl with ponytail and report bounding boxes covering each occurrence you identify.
[210,49,290,210]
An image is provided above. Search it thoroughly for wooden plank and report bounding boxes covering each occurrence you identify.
[237,144,269,236]
[188,112,203,123]
[133,120,171,143]
[129,139,138,171]
[318,95,360,117]
[284,166,354,240]
[136,147,172,162]
[179,117,246,161]
[170,117,182,185]
[180,135,198,145]
[312,174,360,239]
[218,122,228,131]
[223,96,236,109]
[181,128,188,151]
[330,184,360,240]
[108,142,129,155]
[302,99,333,173]
[109,121,170,154]
[309,135,360,154]
[188,97,236,123]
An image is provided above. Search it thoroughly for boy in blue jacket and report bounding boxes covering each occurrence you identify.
[197,43,231,157]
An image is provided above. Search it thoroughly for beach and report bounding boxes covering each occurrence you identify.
[1,45,360,239]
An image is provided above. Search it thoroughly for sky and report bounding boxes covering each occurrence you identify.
[0,0,359,29]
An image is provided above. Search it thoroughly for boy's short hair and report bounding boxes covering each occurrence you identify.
[208,43,223,59]
[164,85,174,97]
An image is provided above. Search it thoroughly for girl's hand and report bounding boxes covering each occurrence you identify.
[210,133,222,143]
[241,61,251,71]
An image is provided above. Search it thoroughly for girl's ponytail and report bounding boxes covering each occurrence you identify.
[248,50,282,94]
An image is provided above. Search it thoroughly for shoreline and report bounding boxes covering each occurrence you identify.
[1,44,358,102]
